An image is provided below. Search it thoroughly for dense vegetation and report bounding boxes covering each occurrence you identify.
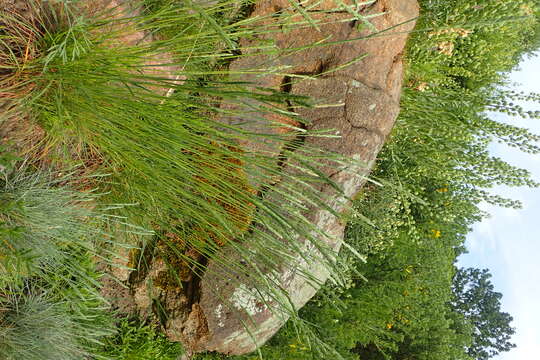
[0,162,117,359]
[1,0,539,359]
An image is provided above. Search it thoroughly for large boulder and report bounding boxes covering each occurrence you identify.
[184,0,419,355]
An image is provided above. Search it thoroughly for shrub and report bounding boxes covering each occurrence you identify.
[97,319,184,360]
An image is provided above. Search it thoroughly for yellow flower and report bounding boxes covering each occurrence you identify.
[428,28,472,38]
[437,41,454,56]
[456,28,473,38]
[431,229,441,238]
[386,323,393,329]
[415,82,429,92]
[520,4,534,16]
[436,187,448,192]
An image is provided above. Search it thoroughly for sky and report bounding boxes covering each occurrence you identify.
[458,55,540,360]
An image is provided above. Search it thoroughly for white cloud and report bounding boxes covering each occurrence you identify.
[459,55,540,360]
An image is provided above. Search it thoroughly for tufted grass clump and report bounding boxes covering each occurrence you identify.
[0,284,117,360]
[0,163,130,359]
[0,164,131,287]
[0,292,92,360]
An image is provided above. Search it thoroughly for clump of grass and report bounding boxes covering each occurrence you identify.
[97,318,185,360]
[0,160,141,359]
[0,292,91,360]
[0,164,123,287]
[12,0,359,284]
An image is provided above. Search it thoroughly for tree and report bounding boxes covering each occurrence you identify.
[451,268,516,360]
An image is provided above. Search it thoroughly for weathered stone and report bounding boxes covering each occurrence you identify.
[189,0,419,355]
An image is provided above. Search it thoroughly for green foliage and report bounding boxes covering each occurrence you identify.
[338,0,540,357]
[97,319,184,360]
[452,268,516,360]
[0,164,119,359]
[408,0,539,89]
[0,293,94,360]
[345,182,409,257]
[348,234,473,360]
